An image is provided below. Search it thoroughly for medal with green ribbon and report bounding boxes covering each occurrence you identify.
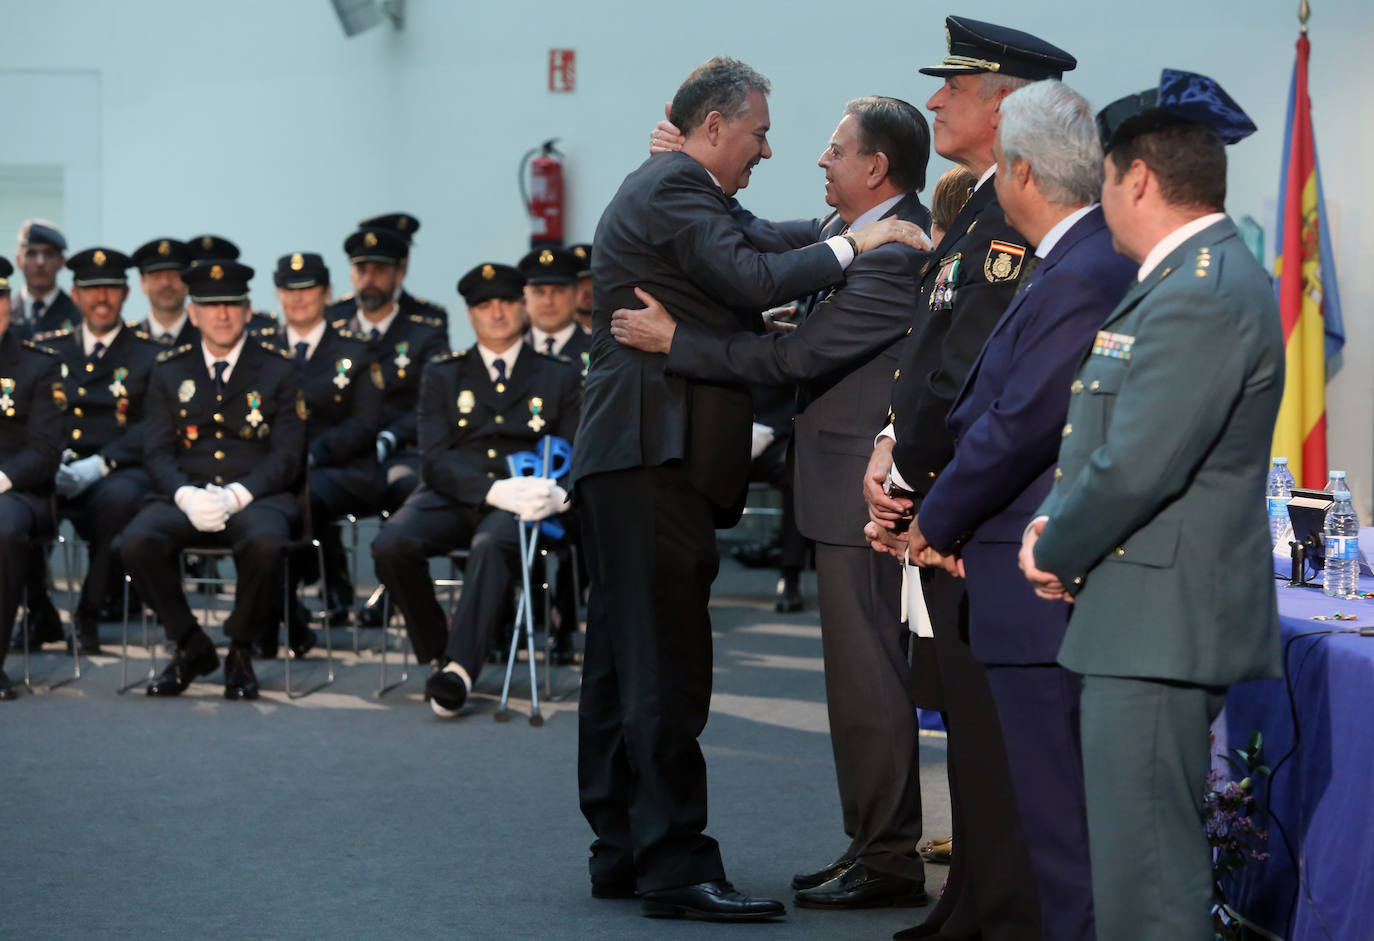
[246,390,263,428]
[0,378,14,415]
[108,366,128,398]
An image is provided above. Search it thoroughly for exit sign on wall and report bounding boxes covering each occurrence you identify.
[549,49,576,93]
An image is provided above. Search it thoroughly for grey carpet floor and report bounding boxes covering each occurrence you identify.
[1,560,951,940]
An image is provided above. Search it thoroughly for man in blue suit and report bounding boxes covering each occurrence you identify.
[897,80,1136,941]
[1021,72,1283,940]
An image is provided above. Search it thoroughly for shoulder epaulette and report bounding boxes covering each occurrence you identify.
[123,318,141,329]
[131,329,157,343]
[255,337,293,359]
[249,325,278,337]
[31,328,72,343]
[334,327,361,340]
[430,351,459,364]
[157,343,195,362]
[329,318,349,331]
[22,339,61,356]
[411,296,447,312]
[1191,245,1215,282]
[407,313,443,328]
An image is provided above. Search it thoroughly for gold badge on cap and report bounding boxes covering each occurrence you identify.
[158,240,171,256]
[178,379,196,402]
[397,217,410,231]
[539,250,554,266]
[458,389,475,413]
[574,246,587,260]
[364,232,378,248]
[93,250,107,267]
[210,264,224,281]
[201,236,214,250]
[291,253,304,271]
[481,264,495,280]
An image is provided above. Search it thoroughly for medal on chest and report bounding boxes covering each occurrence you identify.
[333,358,352,389]
[457,389,475,414]
[246,390,264,427]
[108,366,128,398]
[929,253,961,310]
[528,396,546,432]
[1091,330,1135,361]
[394,341,410,377]
[0,378,14,415]
[178,379,196,403]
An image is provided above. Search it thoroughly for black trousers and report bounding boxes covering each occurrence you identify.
[814,542,924,882]
[114,499,295,646]
[379,452,419,513]
[750,436,807,571]
[576,466,726,893]
[917,568,1041,941]
[30,468,151,624]
[370,492,519,672]
[0,493,43,669]
[295,465,369,591]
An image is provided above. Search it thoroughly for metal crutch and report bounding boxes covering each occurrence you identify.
[495,450,548,725]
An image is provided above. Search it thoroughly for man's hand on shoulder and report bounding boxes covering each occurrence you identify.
[649,104,686,154]
[610,287,677,353]
[851,217,931,255]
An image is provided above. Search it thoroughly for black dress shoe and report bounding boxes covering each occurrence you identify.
[356,591,387,628]
[424,667,468,716]
[775,573,804,613]
[223,646,260,700]
[147,632,219,697]
[0,669,16,701]
[791,855,855,891]
[11,599,64,650]
[795,862,927,909]
[640,880,785,922]
[286,603,317,659]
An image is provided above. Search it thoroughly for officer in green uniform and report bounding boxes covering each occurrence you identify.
[371,262,580,717]
[1021,71,1284,941]
[0,257,65,699]
[115,259,306,701]
[18,248,162,653]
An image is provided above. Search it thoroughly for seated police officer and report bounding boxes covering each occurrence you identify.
[0,258,65,699]
[518,246,591,367]
[371,262,580,717]
[252,252,382,651]
[329,226,447,621]
[115,260,305,700]
[130,238,197,346]
[185,234,278,333]
[17,248,162,654]
[328,213,449,328]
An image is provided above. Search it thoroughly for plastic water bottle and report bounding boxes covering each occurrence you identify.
[1267,457,1296,548]
[1324,469,1347,493]
[1323,490,1360,599]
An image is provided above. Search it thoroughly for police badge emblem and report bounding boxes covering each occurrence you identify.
[984,240,1027,282]
[178,379,196,403]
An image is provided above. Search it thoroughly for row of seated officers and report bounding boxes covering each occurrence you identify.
[0,219,594,702]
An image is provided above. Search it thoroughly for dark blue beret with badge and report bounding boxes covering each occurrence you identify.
[359,212,421,244]
[187,234,241,262]
[132,237,191,274]
[344,227,409,264]
[1096,68,1257,152]
[458,263,525,306]
[182,259,254,303]
[67,247,134,287]
[517,246,579,286]
[274,252,330,289]
[20,220,67,252]
[919,16,1076,81]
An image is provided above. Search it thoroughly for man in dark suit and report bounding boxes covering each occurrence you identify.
[130,238,198,346]
[613,94,933,911]
[900,81,1136,941]
[371,262,580,716]
[328,226,448,620]
[519,246,592,368]
[10,220,79,337]
[573,57,923,922]
[327,213,449,329]
[0,258,65,699]
[1022,71,1283,941]
[253,252,381,655]
[18,248,163,654]
[114,260,305,701]
[862,17,1076,941]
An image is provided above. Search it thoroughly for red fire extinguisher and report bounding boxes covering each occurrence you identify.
[520,139,564,247]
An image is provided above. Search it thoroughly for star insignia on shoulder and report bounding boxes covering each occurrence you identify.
[407,314,443,327]
[157,343,195,363]
[22,339,61,356]
[31,328,72,343]
[431,351,458,364]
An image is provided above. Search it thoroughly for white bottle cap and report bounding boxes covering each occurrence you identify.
[1273,457,1289,465]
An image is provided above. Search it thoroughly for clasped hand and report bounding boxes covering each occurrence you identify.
[486,476,570,522]
[1018,517,1072,603]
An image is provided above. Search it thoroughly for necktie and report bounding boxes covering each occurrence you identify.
[1015,255,1042,296]
[370,327,381,343]
[294,341,310,364]
[31,298,45,322]
[544,337,556,354]
[87,340,105,364]
[212,360,227,397]
[493,358,507,393]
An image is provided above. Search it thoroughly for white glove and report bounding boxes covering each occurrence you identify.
[486,476,555,519]
[205,483,253,516]
[55,454,108,498]
[521,484,570,522]
[375,430,398,463]
[174,485,229,532]
[750,422,776,461]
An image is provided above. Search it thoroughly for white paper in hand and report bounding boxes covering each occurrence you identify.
[901,544,934,638]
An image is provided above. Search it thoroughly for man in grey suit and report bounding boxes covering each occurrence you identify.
[613,95,932,911]
[572,57,922,923]
[1021,70,1283,941]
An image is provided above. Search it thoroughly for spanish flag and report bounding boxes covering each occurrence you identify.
[1272,31,1344,488]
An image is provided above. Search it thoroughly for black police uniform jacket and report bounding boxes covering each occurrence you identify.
[34,324,162,471]
[328,310,447,453]
[23,290,81,337]
[143,339,305,514]
[889,177,1028,493]
[327,290,449,329]
[0,332,64,507]
[257,324,382,504]
[415,344,581,509]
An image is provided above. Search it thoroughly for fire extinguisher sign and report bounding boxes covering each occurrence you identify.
[548,49,576,93]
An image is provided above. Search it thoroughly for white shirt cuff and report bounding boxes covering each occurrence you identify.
[825,235,855,270]
[1023,515,1049,542]
[873,424,915,492]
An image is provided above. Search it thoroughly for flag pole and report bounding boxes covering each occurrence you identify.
[1299,0,1309,34]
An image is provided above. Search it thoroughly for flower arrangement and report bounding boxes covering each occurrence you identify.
[1206,730,1272,941]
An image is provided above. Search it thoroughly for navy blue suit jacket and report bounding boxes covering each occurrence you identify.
[915,206,1135,665]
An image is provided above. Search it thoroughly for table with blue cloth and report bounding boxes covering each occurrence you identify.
[1219,528,1374,940]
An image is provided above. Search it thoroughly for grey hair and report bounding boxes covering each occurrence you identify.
[997,80,1104,207]
[669,56,772,135]
[977,73,1032,100]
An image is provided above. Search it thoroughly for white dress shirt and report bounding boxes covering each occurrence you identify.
[82,322,121,358]
[528,323,580,357]
[286,320,327,361]
[1136,213,1227,281]
[146,309,189,341]
[478,339,523,383]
